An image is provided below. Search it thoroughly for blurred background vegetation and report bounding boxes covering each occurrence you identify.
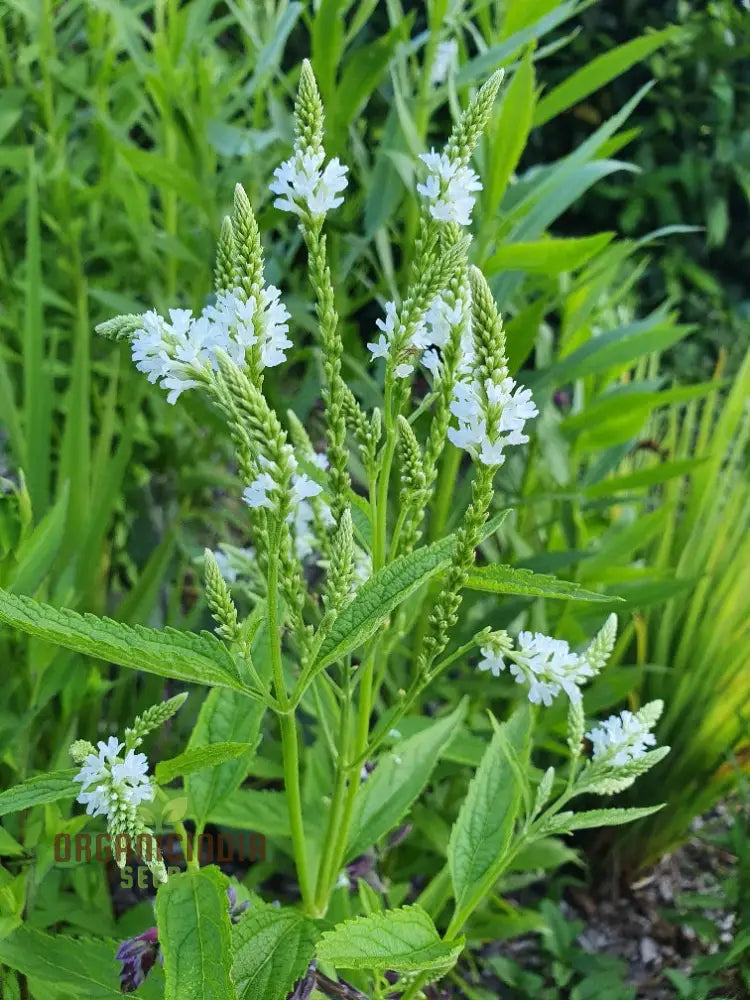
[0,0,747,997]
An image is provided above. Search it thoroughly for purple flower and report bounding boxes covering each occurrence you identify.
[115,926,160,993]
[227,885,250,923]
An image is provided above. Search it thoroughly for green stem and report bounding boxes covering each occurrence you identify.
[317,648,377,908]
[279,710,314,911]
[410,443,462,662]
[173,819,199,872]
[430,443,462,542]
[373,385,398,571]
[267,527,313,911]
[313,673,352,911]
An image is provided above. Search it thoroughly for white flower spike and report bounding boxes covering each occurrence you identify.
[417,150,482,226]
[271,148,348,219]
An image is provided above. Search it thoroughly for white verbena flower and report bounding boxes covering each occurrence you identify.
[430,39,459,86]
[478,647,505,678]
[242,472,276,510]
[130,286,292,404]
[73,739,154,819]
[587,710,658,766]
[366,300,419,378]
[368,293,471,378]
[270,148,348,218]
[417,150,482,226]
[479,630,599,706]
[448,375,538,467]
[291,473,322,505]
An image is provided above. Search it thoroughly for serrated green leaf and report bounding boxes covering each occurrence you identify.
[313,536,456,671]
[449,706,531,924]
[206,789,290,839]
[0,925,162,998]
[231,903,317,1000]
[345,701,466,862]
[463,564,618,602]
[0,588,246,691]
[0,770,78,818]
[544,804,664,833]
[156,743,253,785]
[316,905,462,976]
[187,689,266,833]
[156,867,236,1000]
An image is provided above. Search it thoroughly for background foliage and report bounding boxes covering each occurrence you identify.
[0,0,747,997]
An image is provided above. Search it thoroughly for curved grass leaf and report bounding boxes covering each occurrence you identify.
[583,458,703,498]
[533,314,694,388]
[231,903,317,1000]
[485,233,613,277]
[533,28,678,126]
[316,905,462,976]
[464,564,618,602]
[0,588,245,691]
[0,770,78,817]
[156,867,236,1000]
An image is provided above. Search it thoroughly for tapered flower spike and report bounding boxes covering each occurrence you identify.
[468,266,508,383]
[95,314,144,342]
[214,215,235,294]
[204,548,240,642]
[232,184,264,302]
[447,267,537,467]
[445,69,505,164]
[583,612,618,672]
[324,507,355,613]
[534,766,555,816]
[295,59,325,156]
[125,693,188,750]
[567,698,585,758]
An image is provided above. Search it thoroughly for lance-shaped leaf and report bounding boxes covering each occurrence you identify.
[0,588,246,691]
[156,867,235,1000]
[345,700,466,862]
[316,905,462,977]
[231,903,317,1000]
[187,624,271,831]
[543,804,664,834]
[155,743,254,785]
[448,705,531,926]
[312,536,456,670]
[464,564,619,602]
[312,511,511,672]
[0,770,78,817]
